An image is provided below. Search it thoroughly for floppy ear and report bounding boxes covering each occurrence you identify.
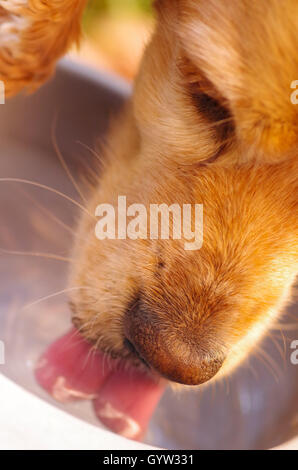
[178,0,298,163]
[0,0,87,98]
[153,0,180,17]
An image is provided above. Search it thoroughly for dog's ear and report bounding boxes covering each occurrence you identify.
[0,0,87,98]
[153,0,180,19]
[178,0,298,163]
[153,0,170,11]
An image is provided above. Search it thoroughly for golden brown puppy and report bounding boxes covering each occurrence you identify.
[2,0,297,386]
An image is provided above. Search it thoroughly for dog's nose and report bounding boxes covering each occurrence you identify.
[124,305,225,386]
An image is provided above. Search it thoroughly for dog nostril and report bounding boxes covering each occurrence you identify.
[124,337,150,368]
[124,337,138,355]
[124,305,226,386]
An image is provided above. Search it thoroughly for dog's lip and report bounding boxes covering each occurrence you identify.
[124,337,151,368]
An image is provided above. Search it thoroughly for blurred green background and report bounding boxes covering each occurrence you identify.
[70,0,153,80]
[84,0,152,27]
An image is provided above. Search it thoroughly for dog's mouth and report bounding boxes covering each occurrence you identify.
[123,337,151,368]
[35,291,227,438]
[35,328,166,440]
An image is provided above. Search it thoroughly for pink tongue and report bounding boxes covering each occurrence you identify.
[35,329,165,440]
[93,368,164,440]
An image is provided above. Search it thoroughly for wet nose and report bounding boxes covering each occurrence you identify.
[124,305,225,386]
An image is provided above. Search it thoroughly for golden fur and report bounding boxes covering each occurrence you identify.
[0,0,87,97]
[3,0,298,385]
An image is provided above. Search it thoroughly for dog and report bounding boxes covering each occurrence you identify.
[1,0,297,388]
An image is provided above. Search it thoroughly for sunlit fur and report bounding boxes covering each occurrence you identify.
[4,0,298,385]
[0,0,87,97]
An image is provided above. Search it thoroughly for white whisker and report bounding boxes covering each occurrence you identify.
[52,116,88,205]
[23,286,101,310]
[0,247,72,263]
[0,178,94,219]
